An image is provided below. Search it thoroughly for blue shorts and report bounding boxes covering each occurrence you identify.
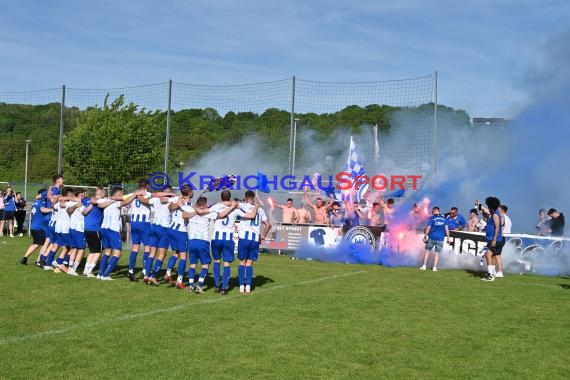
[425,238,443,253]
[169,229,188,253]
[131,221,151,246]
[149,225,170,249]
[44,224,56,241]
[69,229,86,249]
[211,239,235,262]
[101,228,122,251]
[56,232,71,247]
[237,239,260,261]
[188,239,211,265]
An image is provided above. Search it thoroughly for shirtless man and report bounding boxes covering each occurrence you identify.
[275,198,299,224]
[304,190,332,225]
[296,203,312,224]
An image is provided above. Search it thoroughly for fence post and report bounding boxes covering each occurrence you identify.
[58,84,66,174]
[288,76,296,176]
[164,79,173,174]
[433,71,438,175]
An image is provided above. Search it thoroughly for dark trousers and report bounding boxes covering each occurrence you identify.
[15,210,26,234]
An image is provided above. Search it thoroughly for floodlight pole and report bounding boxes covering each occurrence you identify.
[24,140,31,201]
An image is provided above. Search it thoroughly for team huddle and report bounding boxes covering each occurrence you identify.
[19,176,272,294]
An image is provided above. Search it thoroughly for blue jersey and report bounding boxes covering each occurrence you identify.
[30,199,46,230]
[84,200,103,232]
[427,214,447,241]
[43,186,60,224]
[4,195,16,211]
[446,214,466,230]
[485,210,503,242]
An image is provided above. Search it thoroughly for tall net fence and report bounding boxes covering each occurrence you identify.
[294,76,435,178]
[170,79,293,177]
[0,74,435,199]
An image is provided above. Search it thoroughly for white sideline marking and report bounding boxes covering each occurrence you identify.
[0,270,364,345]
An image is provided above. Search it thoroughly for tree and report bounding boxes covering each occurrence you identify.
[63,95,165,185]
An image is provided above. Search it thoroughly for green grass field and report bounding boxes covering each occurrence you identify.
[1,236,569,379]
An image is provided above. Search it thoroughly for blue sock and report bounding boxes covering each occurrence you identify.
[213,261,221,287]
[222,266,231,289]
[129,251,138,271]
[167,255,177,271]
[99,254,110,275]
[188,267,196,284]
[238,265,245,286]
[145,256,154,278]
[178,259,187,281]
[197,267,208,286]
[46,251,56,265]
[246,266,253,286]
[152,259,163,278]
[56,257,63,265]
[39,253,47,262]
[104,256,119,277]
[143,251,150,265]
[64,254,70,264]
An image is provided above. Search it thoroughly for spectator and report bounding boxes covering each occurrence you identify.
[445,207,467,231]
[536,208,551,236]
[499,205,512,234]
[467,208,482,232]
[15,192,27,236]
[409,203,426,230]
[0,191,4,236]
[275,198,299,224]
[368,202,382,227]
[378,197,395,226]
[296,203,312,224]
[0,187,17,237]
[328,201,346,227]
[547,209,565,237]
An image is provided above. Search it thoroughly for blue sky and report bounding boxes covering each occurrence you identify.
[1,0,568,117]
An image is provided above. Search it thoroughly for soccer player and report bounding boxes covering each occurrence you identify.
[81,187,105,277]
[183,196,238,293]
[237,190,271,294]
[166,185,193,288]
[420,207,451,272]
[97,187,144,280]
[65,188,87,276]
[19,190,51,265]
[42,175,65,269]
[481,196,504,282]
[143,186,174,285]
[210,190,259,294]
[51,187,74,273]
[127,179,153,281]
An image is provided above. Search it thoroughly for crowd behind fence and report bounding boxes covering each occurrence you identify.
[0,74,437,201]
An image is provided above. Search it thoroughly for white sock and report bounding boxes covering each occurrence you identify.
[73,262,80,271]
[166,269,171,276]
[177,275,183,283]
[487,265,495,275]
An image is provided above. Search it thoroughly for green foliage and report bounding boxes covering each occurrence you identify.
[1,98,471,185]
[62,95,165,185]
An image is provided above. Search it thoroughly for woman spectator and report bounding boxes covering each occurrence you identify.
[15,192,27,236]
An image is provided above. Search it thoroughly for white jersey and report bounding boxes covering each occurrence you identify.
[187,206,217,241]
[131,191,152,223]
[238,203,267,241]
[150,197,172,227]
[68,200,86,232]
[170,197,193,232]
[54,202,71,233]
[210,203,244,241]
[98,199,122,232]
[503,214,512,233]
